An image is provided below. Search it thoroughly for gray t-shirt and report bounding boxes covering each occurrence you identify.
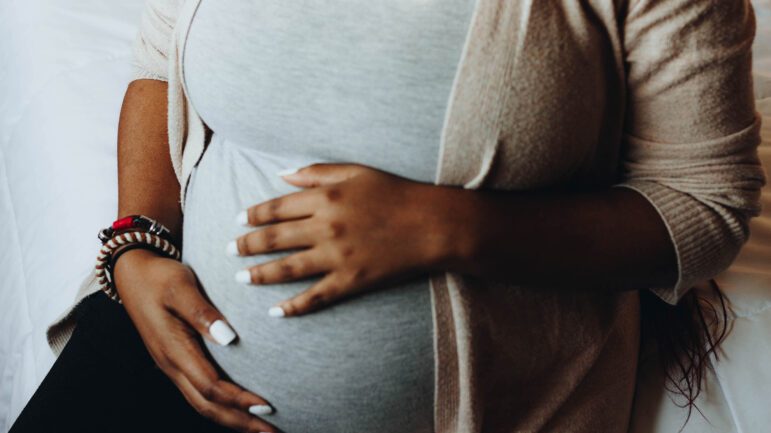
[181,1,475,431]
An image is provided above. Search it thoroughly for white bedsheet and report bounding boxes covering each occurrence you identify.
[0,1,770,432]
[0,1,145,431]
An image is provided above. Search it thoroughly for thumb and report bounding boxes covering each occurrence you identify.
[279,163,366,188]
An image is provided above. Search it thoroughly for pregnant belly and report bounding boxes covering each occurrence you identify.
[181,137,435,433]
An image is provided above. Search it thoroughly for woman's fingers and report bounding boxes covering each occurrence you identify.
[240,188,322,227]
[165,336,273,415]
[116,255,276,431]
[279,163,369,188]
[159,272,275,414]
[172,371,277,433]
[238,249,328,285]
[160,287,275,419]
[231,220,312,256]
[271,272,358,317]
[240,164,372,227]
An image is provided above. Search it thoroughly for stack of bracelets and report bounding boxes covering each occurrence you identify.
[95,215,180,303]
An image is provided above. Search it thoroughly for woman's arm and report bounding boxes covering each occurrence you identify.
[428,182,679,290]
[113,80,278,433]
[452,0,766,294]
[117,2,277,431]
[117,79,182,242]
[227,165,676,319]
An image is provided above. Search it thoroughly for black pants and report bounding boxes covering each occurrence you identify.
[9,291,237,433]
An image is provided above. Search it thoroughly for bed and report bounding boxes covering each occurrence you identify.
[1,1,769,431]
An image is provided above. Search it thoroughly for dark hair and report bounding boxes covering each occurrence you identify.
[639,279,729,430]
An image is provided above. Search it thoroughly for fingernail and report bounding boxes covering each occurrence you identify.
[209,320,236,346]
[225,240,240,256]
[276,167,300,177]
[235,270,252,284]
[235,210,249,226]
[248,404,274,416]
[268,306,285,318]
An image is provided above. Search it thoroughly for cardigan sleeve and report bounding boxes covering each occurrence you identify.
[129,0,184,82]
[614,0,767,304]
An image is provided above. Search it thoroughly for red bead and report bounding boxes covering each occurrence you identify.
[113,216,135,230]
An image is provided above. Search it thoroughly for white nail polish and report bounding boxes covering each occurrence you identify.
[235,210,249,226]
[235,270,252,284]
[209,320,236,346]
[268,306,285,318]
[248,404,274,416]
[276,167,300,177]
[225,240,240,256]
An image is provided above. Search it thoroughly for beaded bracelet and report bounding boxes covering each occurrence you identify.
[95,231,181,303]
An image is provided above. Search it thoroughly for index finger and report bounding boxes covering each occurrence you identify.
[172,372,277,433]
[166,335,273,415]
[238,188,323,227]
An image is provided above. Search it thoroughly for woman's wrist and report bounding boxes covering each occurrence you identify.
[412,183,481,274]
[112,247,167,296]
[96,213,182,303]
[113,247,161,276]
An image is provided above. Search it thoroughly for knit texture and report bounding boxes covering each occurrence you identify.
[47,0,766,431]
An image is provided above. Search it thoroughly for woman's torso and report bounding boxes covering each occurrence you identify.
[180,1,476,431]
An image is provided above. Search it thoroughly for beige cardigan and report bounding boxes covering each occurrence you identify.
[47,0,766,431]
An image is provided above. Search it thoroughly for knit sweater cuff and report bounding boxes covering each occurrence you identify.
[613,181,743,305]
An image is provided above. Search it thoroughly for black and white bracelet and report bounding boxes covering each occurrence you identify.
[94,231,181,303]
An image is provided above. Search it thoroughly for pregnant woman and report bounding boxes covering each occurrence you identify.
[10,0,765,432]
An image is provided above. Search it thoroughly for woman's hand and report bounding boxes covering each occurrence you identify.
[114,248,277,433]
[230,163,461,317]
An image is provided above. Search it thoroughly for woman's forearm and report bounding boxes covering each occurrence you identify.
[226,165,679,316]
[117,79,183,246]
[437,185,678,291]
